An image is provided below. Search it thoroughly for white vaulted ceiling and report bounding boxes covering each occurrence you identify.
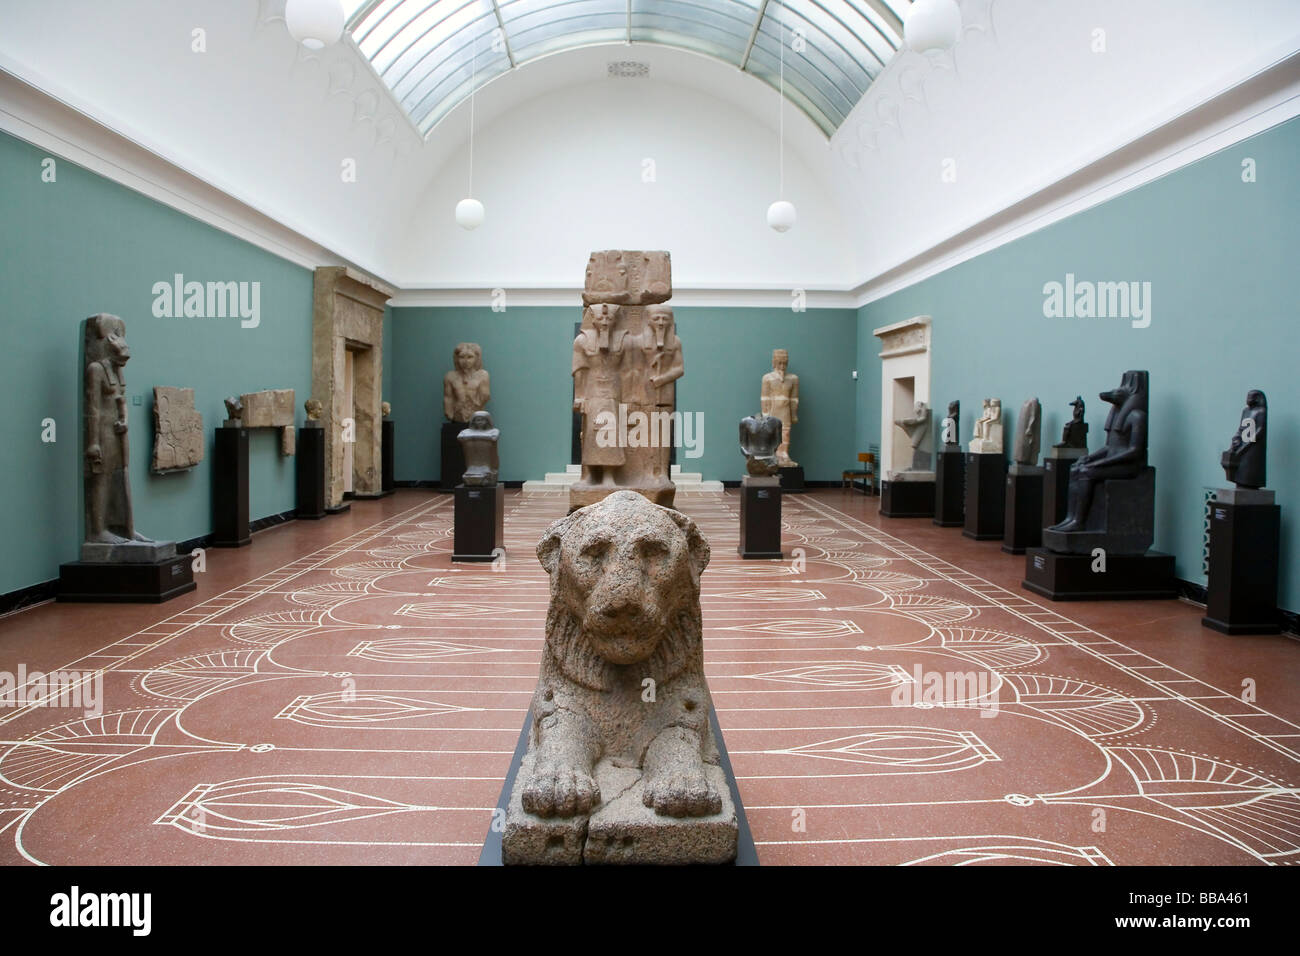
[0,0,1297,301]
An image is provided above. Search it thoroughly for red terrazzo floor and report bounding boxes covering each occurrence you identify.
[0,488,1296,866]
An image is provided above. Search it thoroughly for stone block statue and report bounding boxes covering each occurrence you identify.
[760,349,799,467]
[1043,370,1153,554]
[892,400,933,477]
[739,413,782,477]
[81,314,173,563]
[941,400,960,449]
[569,251,681,512]
[969,398,1003,454]
[1011,397,1042,470]
[1221,389,1266,489]
[444,343,490,424]
[503,491,737,865]
[457,411,500,487]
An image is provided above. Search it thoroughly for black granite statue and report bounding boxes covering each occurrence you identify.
[739,413,782,477]
[1046,370,1149,543]
[458,410,500,486]
[1220,389,1266,489]
[941,400,960,448]
[1054,396,1088,450]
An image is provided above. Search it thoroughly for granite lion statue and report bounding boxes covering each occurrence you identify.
[502,490,737,865]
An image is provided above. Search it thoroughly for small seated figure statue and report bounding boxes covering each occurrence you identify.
[1054,396,1088,450]
[1049,370,1148,533]
[739,413,782,477]
[1220,389,1266,489]
[969,398,1003,454]
[457,410,500,487]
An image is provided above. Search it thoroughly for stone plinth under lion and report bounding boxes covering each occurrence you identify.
[503,491,737,865]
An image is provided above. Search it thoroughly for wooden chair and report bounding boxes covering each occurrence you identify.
[842,452,877,495]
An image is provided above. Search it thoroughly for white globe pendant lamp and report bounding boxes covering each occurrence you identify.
[456,198,485,230]
[767,200,797,233]
[285,0,345,50]
[767,0,796,233]
[904,0,962,54]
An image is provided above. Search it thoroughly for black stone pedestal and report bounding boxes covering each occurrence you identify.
[1042,453,1083,529]
[1002,468,1044,554]
[441,421,467,492]
[59,554,196,603]
[933,450,965,526]
[296,425,326,519]
[963,453,1006,540]
[212,426,250,547]
[453,484,505,562]
[1203,497,1281,634]
[1022,548,1176,601]
[880,480,935,518]
[778,466,805,493]
[739,479,782,559]
[381,419,396,496]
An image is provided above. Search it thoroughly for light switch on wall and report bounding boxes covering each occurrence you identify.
[852,370,858,380]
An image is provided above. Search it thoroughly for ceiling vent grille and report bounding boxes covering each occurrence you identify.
[607,61,650,79]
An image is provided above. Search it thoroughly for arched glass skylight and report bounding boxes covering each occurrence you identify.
[341,1,910,137]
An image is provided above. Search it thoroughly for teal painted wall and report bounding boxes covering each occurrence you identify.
[858,115,1300,611]
[0,130,314,596]
[390,306,859,484]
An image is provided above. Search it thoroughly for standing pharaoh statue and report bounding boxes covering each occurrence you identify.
[443,343,491,423]
[629,304,684,483]
[572,304,625,488]
[760,349,799,467]
[82,314,168,560]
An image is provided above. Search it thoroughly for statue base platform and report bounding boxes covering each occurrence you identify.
[296,425,326,519]
[880,478,935,518]
[1002,467,1044,555]
[1041,467,1156,555]
[1042,454,1081,529]
[80,539,176,563]
[453,484,505,562]
[1022,548,1176,601]
[739,476,782,559]
[441,421,467,492]
[962,452,1006,540]
[59,554,196,603]
[568,483,675,514]
[212,426,250,547]
[933,450,965,526]
[1202,495,1281,634]
[778,466,804,493]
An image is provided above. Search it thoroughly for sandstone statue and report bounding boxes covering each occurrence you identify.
[569,251,680,512]
[892,400,933,475]
[969,398,1003,454]
[457,410,500,486]
[443,343,491,423]
[503,491,736,864]
[760,349,799,467]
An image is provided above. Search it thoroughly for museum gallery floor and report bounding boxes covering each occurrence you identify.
[0,488,1296,866]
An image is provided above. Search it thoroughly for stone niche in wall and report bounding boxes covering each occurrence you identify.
[873,316,932,480]
[312,267,394,508]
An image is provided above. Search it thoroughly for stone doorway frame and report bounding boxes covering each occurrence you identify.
[312,267,393,508]
[873,315,932,480]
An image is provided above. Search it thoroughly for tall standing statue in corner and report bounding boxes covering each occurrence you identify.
[761,349,799,468]
[569,250,679,513]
